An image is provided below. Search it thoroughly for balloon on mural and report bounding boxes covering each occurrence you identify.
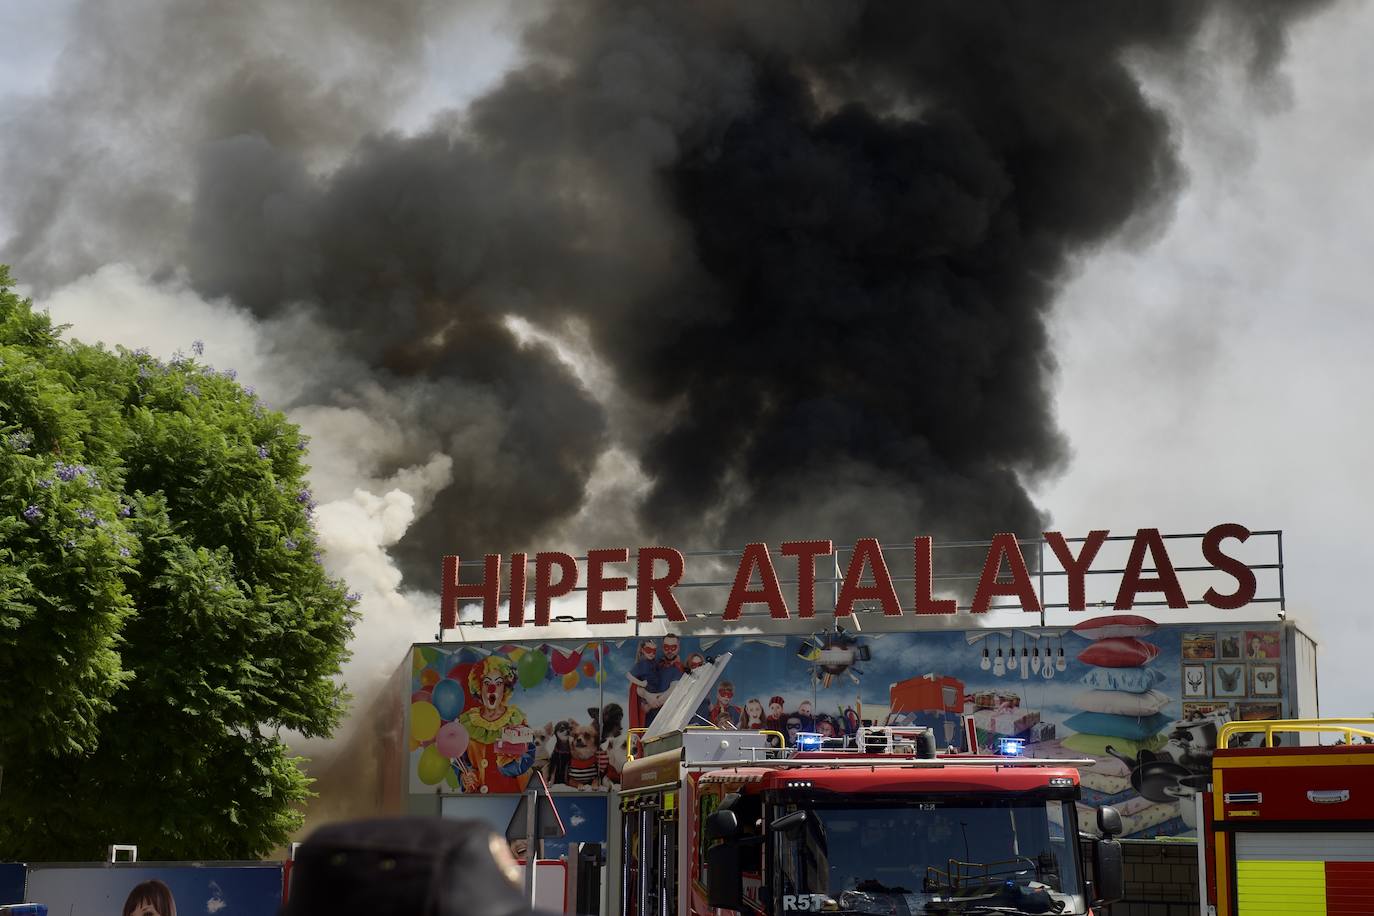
[431,678,464,720]
[517,649,549,687]
[420,668,440,688]
[550,648,582,675]
[411,700,441,743]
[562,670,579,690]
[417,745,449,785]
[435,721,471,759]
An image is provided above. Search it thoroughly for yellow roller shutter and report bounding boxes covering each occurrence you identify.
[1235,858,1325,914]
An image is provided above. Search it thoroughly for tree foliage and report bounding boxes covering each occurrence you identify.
[0,267,356,860]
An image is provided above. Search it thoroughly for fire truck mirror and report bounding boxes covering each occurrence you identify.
[769,810,807,832]
[705,809,740,841]
[1090,837,1124,907]
[705,840,744,910]
[1096,804,1123,838]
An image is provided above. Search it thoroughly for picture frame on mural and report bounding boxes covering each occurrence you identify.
[1182,633,1217,660]
[1182,664,1208,698]
[1238,701,1283,721]
[1250,664,1280,697]
[1218,633,1242,660]
[1244,631,1282,660]
[1213,663,1245,698]
[1182,701,1230,721]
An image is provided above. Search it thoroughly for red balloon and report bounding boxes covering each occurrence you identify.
[411,689,432,704]
[581,661,596,677]
[549,648,583,675]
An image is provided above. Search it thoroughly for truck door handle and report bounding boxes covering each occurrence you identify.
[1307,790,1350,804]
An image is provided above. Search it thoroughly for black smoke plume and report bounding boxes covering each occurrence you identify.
[2,0,1329,584]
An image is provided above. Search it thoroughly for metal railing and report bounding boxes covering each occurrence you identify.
[1218,717,1374,748]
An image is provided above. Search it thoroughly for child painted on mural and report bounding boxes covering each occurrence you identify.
[626,639,660,730]
[456,656,536,794]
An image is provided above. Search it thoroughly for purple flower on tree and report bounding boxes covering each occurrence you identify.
[8,431,33,451]
[257,445,269,459]
[119,546,131,558]
[37,478,52,489]
[345,591,362,604]
[118,503,132,517]
[192,340,205,356]
[284,537,299,551]
[78,508,96,523]
[22,505,41,521]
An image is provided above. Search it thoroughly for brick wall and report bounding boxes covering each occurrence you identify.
[1081,838,1200,916]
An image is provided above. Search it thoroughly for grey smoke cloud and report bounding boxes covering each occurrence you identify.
[2,0,1331,594]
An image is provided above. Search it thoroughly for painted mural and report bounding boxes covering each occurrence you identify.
[408,617,1293,840]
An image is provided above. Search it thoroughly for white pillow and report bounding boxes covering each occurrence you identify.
[1074,688,1170,716]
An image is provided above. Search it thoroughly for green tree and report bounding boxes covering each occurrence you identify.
[0,266,356,860]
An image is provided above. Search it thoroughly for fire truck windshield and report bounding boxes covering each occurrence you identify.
[770,797,1084,915]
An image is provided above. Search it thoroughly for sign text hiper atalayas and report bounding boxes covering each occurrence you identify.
[440,524,1257,630]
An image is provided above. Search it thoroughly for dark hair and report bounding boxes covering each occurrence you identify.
[123,880,176,916]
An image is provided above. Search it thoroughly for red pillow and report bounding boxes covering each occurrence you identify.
[1073,614,1158,640]
[1078,637,1160,668]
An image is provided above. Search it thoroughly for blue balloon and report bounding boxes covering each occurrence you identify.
[432,678,464,721]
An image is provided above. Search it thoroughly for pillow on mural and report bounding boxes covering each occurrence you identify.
[1072,614,1158,640]
[1063,710,1172,741]
[1078,666,1165,693]
[1074,689,1170,716]
[1077,637,1160,668]
[1063,731,1167,758]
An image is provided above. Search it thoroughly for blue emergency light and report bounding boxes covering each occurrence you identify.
[795,732,824,752]
[997,737,1027,757]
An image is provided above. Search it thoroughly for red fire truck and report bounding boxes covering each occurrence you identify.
[615,656,1124,916]
[1199,718,1374,916]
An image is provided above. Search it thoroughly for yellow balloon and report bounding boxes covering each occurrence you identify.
[562,671,579,690]
[411,700,441,742]
[593,668,605,685]
[417,745,449,786]
[507,646,526,661]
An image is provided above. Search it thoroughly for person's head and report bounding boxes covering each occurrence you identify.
[123,881,175,916]
[746,698,764,721]
[285,818,557,916]
[468,657,517,712]
[639,639,658,660]
[799,700,813,716]
[817,716,836,738]
[786,715,802,741]
[687,653,705,670]
[716,681,734,704]
[769,696,784,717]
[662,636,680,660]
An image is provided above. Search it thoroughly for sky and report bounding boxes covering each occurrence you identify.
[1,0,1369,730]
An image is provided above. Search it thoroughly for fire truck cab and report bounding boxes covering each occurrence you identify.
[615,656,1125,916]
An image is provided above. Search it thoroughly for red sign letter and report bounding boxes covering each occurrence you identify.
[723,543,790,620]
[782,540,833,619]
[441,554,502,629]
[835,538,902,617]
[1202,523,1257,610]
[1115,528,1187,610]
[534,551,579,627]
[972,534,1041,614]
[508,552,528,627]
[914,536,955,615]
[586,547,629,625]
[636,547,687,623]
[1045,530,1108,612]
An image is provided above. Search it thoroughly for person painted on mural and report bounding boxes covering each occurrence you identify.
[656,635,687,694]
[765,696,786,732]
[784,714,803,746]
[123,880,176,916]
[627,639,661,729]
[743,698,766,729]
[456,656,535,794]
[709,681,742,728]
[796,700,817,733]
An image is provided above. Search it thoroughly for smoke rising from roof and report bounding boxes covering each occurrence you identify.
[2,1,1327,585]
